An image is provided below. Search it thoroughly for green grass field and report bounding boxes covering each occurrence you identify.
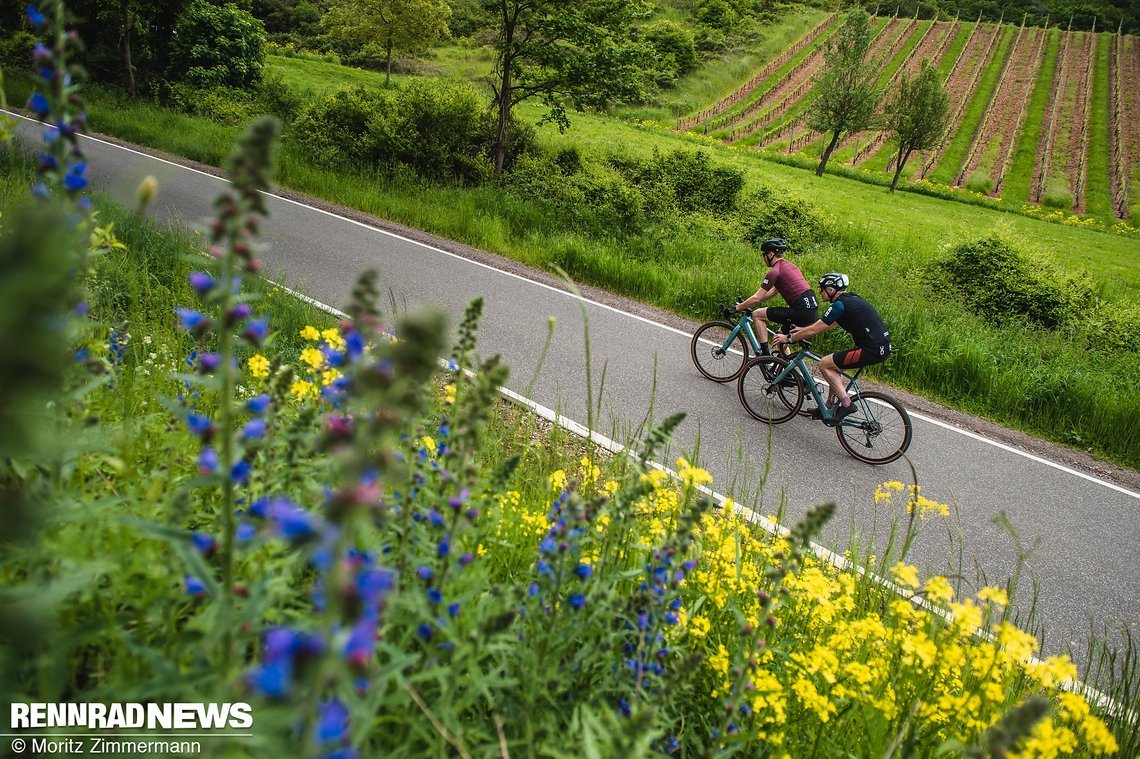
[1083,32,1114,221]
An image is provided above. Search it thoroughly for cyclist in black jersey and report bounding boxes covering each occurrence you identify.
[773,273,892,426]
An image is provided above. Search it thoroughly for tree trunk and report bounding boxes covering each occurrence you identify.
[122,6,135,97]
[816,130,841,177]
[385,29,393,87]
[492,14,516,178]
[890,145,912,192]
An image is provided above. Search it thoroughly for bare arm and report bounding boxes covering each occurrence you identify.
[737,286,777,310]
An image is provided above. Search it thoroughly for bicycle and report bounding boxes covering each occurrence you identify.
[690,304,826,417]
[736,339,913,465]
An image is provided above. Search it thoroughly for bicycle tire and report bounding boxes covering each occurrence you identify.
[835,390,913,465]
[738,357,803,424]
[691,321,748,383]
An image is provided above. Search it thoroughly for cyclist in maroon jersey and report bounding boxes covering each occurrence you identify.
[731,238,819,356]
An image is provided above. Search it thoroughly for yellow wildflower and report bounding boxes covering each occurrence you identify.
[290,379,318,400]
[549,469,567,492]
[247,353,270,379]
[675,457,713,487]
[602,480,619,496]
[924,575,954,604]
[421,436,437,456]
[321,368,342,386]
[444,383,457,405]
[300,347,325,370]
[950,600,983,637]
[792,678,836,723]
[321,327,345,351]
[890,561,920,589]
[977,585,1009,607]
[300,325,320,341]
[687,615,711,638]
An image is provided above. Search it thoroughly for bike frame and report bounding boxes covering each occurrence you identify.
[764,348,866,427]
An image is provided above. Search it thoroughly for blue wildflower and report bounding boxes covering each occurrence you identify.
[417,566,434,581]
[528,583,539,597]
[569,593,586,609]
[186,413,214,437]
[243,318,269,345]
[437,537,450,558]
[417,624,432,640]
[427,508,444,528]
[230,460,251,484]
[241,418,267,440]
[175,307,210,335]
[316,699,350,745]
[184,575,207,597]
[191,532,218,556]
[539,536,557,554]
[63,162,87,192]
[26,6,46,26]
[246,394,271,415]
[447,603,460,618]
[28,92,49,115]
[198,447,219,474]
[427,588,443,605]
[188,272,215,294]
[236,523,255,542]
[575,563,592,580]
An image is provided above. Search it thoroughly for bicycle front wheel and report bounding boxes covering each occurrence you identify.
[835,391,913,465]
[691,321,748,382]
[738,357,803,424]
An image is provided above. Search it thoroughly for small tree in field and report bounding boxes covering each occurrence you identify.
[323,0,451,87]
[482,0,654,177]
[805,8,880,177]
[884,61,948,192]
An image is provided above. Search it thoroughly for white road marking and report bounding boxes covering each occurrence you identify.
[7,109,1137,500]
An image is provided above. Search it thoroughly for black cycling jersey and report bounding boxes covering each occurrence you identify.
[821,292,890,349]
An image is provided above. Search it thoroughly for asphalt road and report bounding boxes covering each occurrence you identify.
[11,117,1139,663]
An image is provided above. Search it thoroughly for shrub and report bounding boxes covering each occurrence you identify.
[293,80,516,184]
[738,183,829,250]
[613,148,744,215]
[169,0,267,89]
[0,31,35,73]
[643,21,697,85]
[965,169,995,196]
[929,231,1095,330]
[254,72,303,123]
[1083,306,1140,354]
[165,82,254,125]
[504,152,645,236]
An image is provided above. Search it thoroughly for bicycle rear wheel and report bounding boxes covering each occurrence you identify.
[738,357,802,424]
[691,321,748,382]
[835,391,912,465]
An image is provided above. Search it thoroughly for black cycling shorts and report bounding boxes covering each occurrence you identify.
[764,306,819,334]
[833,343,891,370]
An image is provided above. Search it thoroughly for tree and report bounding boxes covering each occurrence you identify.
[883,61,949,192]
[169,0,267,89]
[483,0,655,177]
[322,0,451,87]
[804,8,881,177]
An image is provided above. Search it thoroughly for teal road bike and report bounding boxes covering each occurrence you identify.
[690,304,826,417]
[691,305,913,464]
[737,339,913,465]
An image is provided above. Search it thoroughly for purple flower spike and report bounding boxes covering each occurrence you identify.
[184,575,208,597]
[343,617,376,671]
[73,301,89,317]
[63,162,87,192]
[228,303,252,322]
[246,660,291,699]
[188,272,215,294]
[417,566,434,581]
[32,42,49,60]
[459,552,474,566]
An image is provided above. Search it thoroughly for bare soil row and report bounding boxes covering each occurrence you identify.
[915,23,1000,178]
[1029,27,1074,204]
[675,14,837,132]
[1107,32,1129,218]
[853,19,961,165]
[959,26,1047,189]
[1068,30,1097,213]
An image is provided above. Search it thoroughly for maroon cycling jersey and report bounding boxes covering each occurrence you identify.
[761,259,815,309]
